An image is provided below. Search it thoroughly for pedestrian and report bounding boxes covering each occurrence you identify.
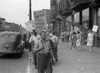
[29,29,38,69]
[34,31,54,73]
[61,32,64,42]
[66,31,70,42]
[22,33,29,50]
[87,30,94,51]
[71,32,77,50]
[48,33,56,64]
[27,32,31,52]
[81,32,87,45]
[63,31,66,42]
[51,32,59,62]
[76,31,81,51]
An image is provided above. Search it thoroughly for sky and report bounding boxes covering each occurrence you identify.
[0,0,50,28]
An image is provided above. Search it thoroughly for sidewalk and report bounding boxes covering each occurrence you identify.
[53,41,100,73]
[81,45,100,53]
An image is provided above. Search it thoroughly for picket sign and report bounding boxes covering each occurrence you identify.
[34,10,48,33]
[92,25,98,32]
[25,21,35,32]
[91,25,100,37]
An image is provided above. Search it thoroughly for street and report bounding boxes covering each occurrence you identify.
[0,41,100,73]
[0,0,100,73]
[0,50,30,73]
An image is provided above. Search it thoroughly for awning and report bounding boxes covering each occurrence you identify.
[94,0,100,3]
[93,3,100,8]
[74,21,89,32]
[91,0,100,8]
[62,9,72,17]
[56,14,89,32]
[70,0,90,11]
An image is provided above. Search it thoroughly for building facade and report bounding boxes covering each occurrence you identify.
[0,17,5,31]
[50,0,100,47]
[50,0,58,34]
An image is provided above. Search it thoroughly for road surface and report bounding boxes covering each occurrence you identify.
[0,50,32,73]
[0,41,100,73]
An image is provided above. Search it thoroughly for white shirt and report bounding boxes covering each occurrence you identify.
[36,34,41,42]
[51,35,58,44]
[29,35,38,43]
[88,32,94,39]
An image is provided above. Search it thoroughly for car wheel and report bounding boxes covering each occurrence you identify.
[16,51,24,58]
[0,53,5,56]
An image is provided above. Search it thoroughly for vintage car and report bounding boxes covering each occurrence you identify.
[0,31,25,57]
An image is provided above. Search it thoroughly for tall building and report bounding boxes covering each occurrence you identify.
[50,0,71,35]
[50,0,57,33]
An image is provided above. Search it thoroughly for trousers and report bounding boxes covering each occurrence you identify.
[37,53,53,73]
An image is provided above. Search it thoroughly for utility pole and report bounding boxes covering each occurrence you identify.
[29,0,32,20]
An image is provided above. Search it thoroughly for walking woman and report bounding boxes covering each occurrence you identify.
[76,31,81,51]
[87,30,94,51]
[71,32,77,50]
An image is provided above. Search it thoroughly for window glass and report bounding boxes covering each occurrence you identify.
[82,8,89,21]
[74,12,79,23]
[2,34,9,38]
[1,34,16,39]
[9,34,16,39]
[82,8,89,29]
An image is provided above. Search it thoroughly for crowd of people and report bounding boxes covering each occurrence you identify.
[60,29,94,52]
[24,29,59,73]
[60,31,70,42]
[23,28,94,73]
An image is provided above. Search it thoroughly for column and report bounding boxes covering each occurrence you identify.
[71,13,75,31]
[89,7,93,29]
[93,8,98,47]
[79,11,82,25]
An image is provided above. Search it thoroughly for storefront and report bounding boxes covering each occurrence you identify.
[69,0,92,45]
[91,0,100,47]
[70,0,100,47]
[70,0,90,28]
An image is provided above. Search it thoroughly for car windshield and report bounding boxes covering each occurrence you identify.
[1,34,16,39]
[9,34,16,39]
[2,34,9,38]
